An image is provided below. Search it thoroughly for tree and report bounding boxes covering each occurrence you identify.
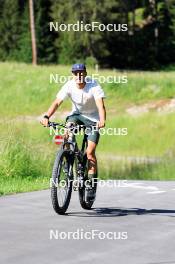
[16,2,32,63]
[0,0,175,69]
[50,0,124,67]
[29,0,37,65]
[35,0,56,63]
[0,0,21,61]
[158,0,175,64]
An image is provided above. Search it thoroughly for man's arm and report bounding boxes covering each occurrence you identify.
[95,98,106,128]
[40,97,63,126]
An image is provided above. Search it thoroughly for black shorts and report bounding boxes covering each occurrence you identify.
[66,114,100,144]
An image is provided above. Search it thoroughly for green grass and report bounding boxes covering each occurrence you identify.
[0,123,55,195]
[0,62,175,195]
[98,112,175,156]
[99,158,175,181]
[1,62,175,117]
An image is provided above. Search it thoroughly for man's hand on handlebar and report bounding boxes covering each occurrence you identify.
[40,115,49,127]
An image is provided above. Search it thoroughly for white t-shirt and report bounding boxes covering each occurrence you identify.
[56,78,105,122]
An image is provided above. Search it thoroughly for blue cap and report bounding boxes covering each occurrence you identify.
[72,63,86,72]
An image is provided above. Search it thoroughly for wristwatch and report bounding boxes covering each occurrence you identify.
[44,115,49,120]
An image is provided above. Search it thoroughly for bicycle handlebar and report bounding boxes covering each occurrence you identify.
[48,121,66,129]
[48,121,97,130]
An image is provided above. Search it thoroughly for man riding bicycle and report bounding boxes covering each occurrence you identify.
[41,63,106,200]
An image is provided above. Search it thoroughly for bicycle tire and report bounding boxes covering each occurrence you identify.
[51,149,73,215]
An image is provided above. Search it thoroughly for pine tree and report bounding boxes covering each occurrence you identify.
[158,1,171,64]
[141,0,159,69]
[29,0,37,65]
[35,0,56,63]
[50,0,123,67]
[168,0,175,60]
[16,2,32,63]
[0,0,21,61]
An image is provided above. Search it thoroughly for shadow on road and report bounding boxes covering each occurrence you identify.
[147,261,175,264]
[67,207,175,217]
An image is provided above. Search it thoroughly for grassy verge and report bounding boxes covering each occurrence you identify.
[0,62,175,195]
[0,123,55,195]
[0,114,175,195]
[99,158,175,181]
[1,62,175,117]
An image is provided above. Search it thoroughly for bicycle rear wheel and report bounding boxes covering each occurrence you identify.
[51,149,73,215]
[79,154,98,210]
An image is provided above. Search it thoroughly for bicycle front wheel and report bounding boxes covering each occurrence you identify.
[51,149,73,215]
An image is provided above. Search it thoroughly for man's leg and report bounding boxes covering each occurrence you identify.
[86,140,97,176]
[86,140,98,200]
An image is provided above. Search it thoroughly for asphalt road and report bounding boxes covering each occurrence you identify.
[0,180,175,264]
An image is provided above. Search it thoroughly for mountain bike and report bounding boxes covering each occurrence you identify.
[49,121,98,215]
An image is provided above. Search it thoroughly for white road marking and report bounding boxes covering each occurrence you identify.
[119,181,168,194]
[147,191,167,194]
[121,182,159,191]
[98,180,172,194]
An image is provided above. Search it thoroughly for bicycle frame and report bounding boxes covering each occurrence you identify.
[48,121,91,176]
